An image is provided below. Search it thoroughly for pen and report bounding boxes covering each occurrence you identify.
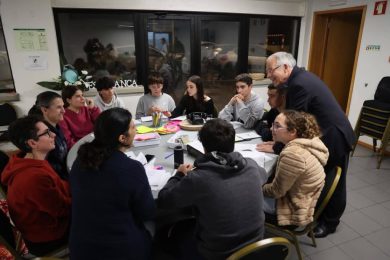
[164,152,174,159]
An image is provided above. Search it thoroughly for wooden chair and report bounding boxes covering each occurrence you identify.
[0,209,68,259]
[227,237,292,260]
[265,166,342,260]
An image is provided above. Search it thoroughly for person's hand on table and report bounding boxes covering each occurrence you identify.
[256,141,275,153]
[162,111,171,117]
[148,106,161,115]
[177,163,193,176]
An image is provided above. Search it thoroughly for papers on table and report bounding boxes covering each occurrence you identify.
[137,122,180,135]
[235,131,261,142]
[125,151,148,165]
[187,141,277,169]
[170,115,187,121]
[167,130,199,149]
[234,143,277,168]
[125,151,172,191]
[229,121,244,129]
[145,166,172,191]
[186,140,205,158]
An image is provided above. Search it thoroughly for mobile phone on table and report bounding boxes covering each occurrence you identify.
[145,154,155,162]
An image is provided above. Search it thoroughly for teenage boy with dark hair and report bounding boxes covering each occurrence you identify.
[255,84,286,154]
[158,118,267,259]
[135,73,176,119]
[94,76,125,111]
[1,116,71,256]
[219,73,264,129]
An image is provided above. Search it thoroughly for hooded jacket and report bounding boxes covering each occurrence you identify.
[263,137,329,226]
[93,92,125,112]
[1,154,71,243]
[158,151,267,260]
[218,91,265,129]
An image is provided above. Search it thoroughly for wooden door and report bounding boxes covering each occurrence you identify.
[308,7,365,113]
[322,13,361,111]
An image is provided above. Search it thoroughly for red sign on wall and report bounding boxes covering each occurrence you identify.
[374,1,387,15]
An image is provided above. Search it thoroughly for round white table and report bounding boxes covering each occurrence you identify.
[66,123,278,198]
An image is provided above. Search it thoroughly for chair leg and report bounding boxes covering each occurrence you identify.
[373,138,377,153]
[377,120,390,169]
[351,110,363,157]
[308,227,317,247]
[265,223,304,260]
[291,234,303,260]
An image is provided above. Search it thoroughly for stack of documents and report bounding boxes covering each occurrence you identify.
[133,133,161,147]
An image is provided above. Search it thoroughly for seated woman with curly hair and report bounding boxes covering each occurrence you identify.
[263,110,329,227]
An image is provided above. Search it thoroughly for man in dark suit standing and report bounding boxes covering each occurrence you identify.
[265,52,355,238]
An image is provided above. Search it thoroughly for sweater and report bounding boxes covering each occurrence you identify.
[263,137,328,226]
[135,93,176,119]
[1,154,71,243]
[46,124,68,180]
[158,152,267,260]
[93,93,125,112]
[58,106,100,149]
[69,150,156,260]
[218,91,264,129]
[171,95,218,118]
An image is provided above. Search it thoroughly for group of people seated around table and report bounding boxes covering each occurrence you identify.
[0,51,355,259]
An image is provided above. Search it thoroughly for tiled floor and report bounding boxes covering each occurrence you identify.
[274,145,390,260]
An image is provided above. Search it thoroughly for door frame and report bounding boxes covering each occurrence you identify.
[308,5,366,115]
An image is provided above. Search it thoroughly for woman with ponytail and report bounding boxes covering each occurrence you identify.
[69,108,155,260]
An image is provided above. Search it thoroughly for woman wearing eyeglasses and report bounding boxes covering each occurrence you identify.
[28,91,68,180]
[262,110,328,227]
[1,116,71,256]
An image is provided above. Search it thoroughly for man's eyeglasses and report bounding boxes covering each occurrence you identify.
[37,128,53,138]
[271,123,287,131]
[266,65,281,74]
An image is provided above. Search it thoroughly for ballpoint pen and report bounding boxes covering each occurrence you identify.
[164,152,174,159]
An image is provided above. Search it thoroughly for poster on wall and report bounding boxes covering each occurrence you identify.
[14,28,48,51]
[24,55,48,70]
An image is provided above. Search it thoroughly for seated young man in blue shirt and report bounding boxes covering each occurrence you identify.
[158,118,267,259]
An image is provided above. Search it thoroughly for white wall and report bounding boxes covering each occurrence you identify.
[300,0,390,148]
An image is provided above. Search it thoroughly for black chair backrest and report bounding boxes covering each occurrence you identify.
[227,237,291,260]
[0,103,17,127]
[374,77,390,103]
[0,151,9,194]
[0,208,16,249]
[238,244,290,260]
